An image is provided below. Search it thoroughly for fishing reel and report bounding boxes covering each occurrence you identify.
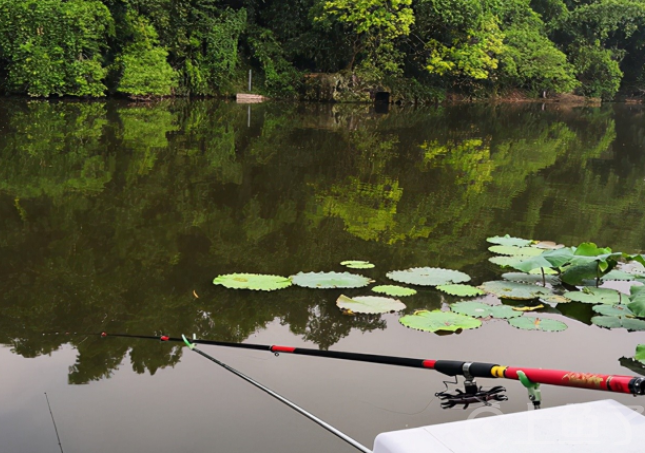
[435,377,508,410]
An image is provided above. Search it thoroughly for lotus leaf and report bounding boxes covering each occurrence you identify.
[486,235,532,247]
[532,241,564,250]
[436,284,485,297]
[635,344,645,363]
[601,270,636,281]
[508,317,568,332]
[562,287,623,305]
[489,256,524,267]
[451,301,521,319]
[561,261,603,286]
[509,247,576,273]
[540,294,571,304]
[627,285,645,318]
[528,267,558,275]
[619,357,645,376]
[341,260,375,269]
[501,272,560,286]
[591,316,645,331]
[479,281,554,300]
[489,245,544,257]
[212,273,292,291]
[291,271,371,289]
[592,304,633,317]
[336,294,405,314]
[386,267,471,286]
[371,285,417,297]
[399,310,481,333]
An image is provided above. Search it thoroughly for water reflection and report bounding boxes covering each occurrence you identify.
[1,100,645,385]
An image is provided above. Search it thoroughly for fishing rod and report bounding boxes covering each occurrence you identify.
[181,335,372,453]
[44,393,64,453]
[98,332,645,408]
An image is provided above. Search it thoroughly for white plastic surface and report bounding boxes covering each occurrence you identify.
[373,399,645,453]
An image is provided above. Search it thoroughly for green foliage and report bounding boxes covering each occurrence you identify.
[336,294,406,314]
[0,0,112,97]
[399,309,482,333]
[115,12,178,97]
[569,43,623,99]
[386,267,471,286]
[212,273,292,291]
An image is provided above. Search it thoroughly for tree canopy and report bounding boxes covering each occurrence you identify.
[0,0,643,99]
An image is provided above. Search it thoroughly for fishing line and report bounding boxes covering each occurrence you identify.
[44,393,64,453]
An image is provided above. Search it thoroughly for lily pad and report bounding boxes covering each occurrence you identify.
[592,304,633,317]
[479,281,554,300]
[562,287,624,305]
[371,285,417,297]
[508,317,568,332]
[489,245,544,257]
[291,271,371,289]
[436,284,485,297]
[528,267,559,275]
[486,235,532,247]
[399,310,481,333]
[619,357,645,376]
[601,269,636,281]
[620,262,645,276]
[501,272,560,286]
[212,273,292,291]
[450,301,521,319]
[540,294,572,304]
[386,267,471,286]
[341,260,375,269]
[336,294,405,314]
[591,316,645,331]
[489,256,524,267]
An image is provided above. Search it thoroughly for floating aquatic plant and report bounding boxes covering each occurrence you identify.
[562,287,623,305]
[600,270,636,281]
[479,281,553,300]
[531,241,564,250]
[619,345,645,375]
[592,304,634,317]
[291,271,372,289]
[450,301,521,319]
[501,272,560,286]
[591,316,645,331]
[486,234,532,247]
[336,294,406,314]
[488,245,544,257]
[508,317,568,332]
[627,285,645,318]
[212,273,292,291]
[341,260,375,269]
[399,310,481,333]
[436,284,485,297]
[371,285,417,297]
[386,267,471,286]
[489,256,523,267]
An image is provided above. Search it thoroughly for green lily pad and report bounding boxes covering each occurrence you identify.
[479,281,554,300]
[562,287,624,305]
[627,285,645,317]
[601,270,636,281]
[591,316,645,331]
[528,267,559,275]
[540,294,572,304]
[592,304,633,317]
[212,273,292,291]
[386,267,471,286]
[336,294,405,314]
[508,317,568,332]
[489,256,524,267]
[619,357,645,376]
[489,245,544,257]
[486,235,532,247]
[620,262,645,276]
[371,285,417,297]
[291,271,371,289]
[399,310,481,333]
[436,284,485,297]
[635,344,645,362]
[450,301,521,319]
[341,260,375,269]
[501,272,560,285]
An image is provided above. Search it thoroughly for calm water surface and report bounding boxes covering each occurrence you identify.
[1,100,645,453]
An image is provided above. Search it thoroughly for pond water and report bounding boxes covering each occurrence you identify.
[1,99,645,453]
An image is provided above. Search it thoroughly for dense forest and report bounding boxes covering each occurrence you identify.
[0,0,644,100]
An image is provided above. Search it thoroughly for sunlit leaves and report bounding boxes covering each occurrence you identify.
[399,310,481,333]
[336,294,405,314]
[371,285,417,297]
[291,271,372,289]
[212,273,292,291]
[386,267,471,286]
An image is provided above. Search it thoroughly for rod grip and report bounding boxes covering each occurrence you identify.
[434,360,499,378]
